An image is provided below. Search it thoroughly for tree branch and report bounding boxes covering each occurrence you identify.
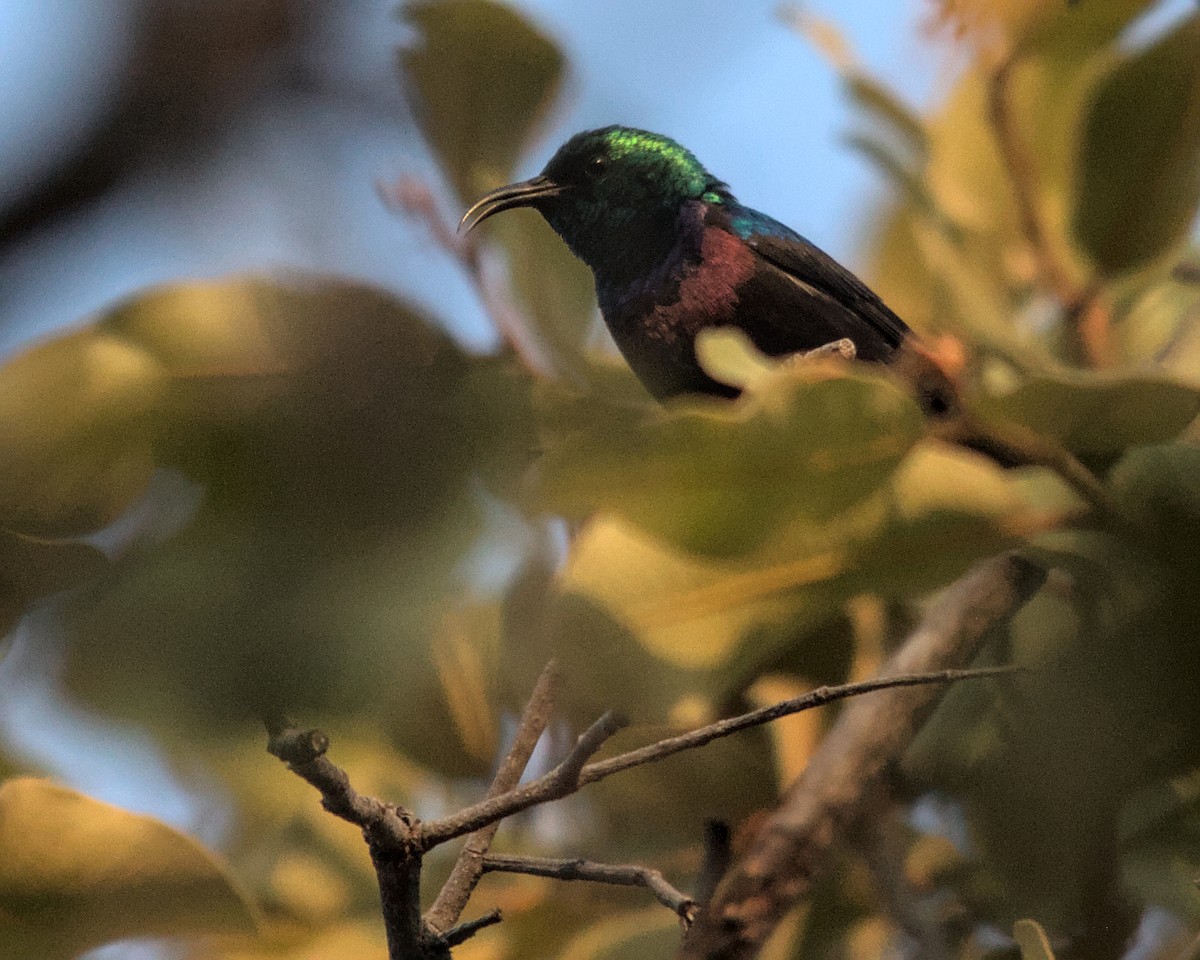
[424,660,563,935]
[266,720,413,847]
[677,551,1047,960]
[578,665,1022,787]
[694,820,733,909]
[417,710,630,849]
[442,909,503,949]
[482,854,697,926]
[418,666,1021,851]
[266,720,424,959]
[934,413,1118,519]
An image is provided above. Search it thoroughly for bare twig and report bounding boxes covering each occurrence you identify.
[418,667,1020,851]
[799,338,857,363]
[379,176,552,375]
[577,665,1023,787]
[482,854,697,926]
[266,721,423,959]
[678,551,1047,960]
[442,909,503,949]
[425,660,563,935]
[266,721,413,848]
[418,710,630,849]
[266,560,1038,958]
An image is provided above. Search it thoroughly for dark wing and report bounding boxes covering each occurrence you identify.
[720,203,910,362]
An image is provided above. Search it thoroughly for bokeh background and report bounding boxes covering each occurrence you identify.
[2,1,1200,959]
[0,0,940,842]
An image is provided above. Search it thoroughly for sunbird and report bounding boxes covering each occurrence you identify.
[461,125,952,412]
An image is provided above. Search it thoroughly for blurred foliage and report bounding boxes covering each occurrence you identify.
[0,0,1198,958]
[0,778,256,959]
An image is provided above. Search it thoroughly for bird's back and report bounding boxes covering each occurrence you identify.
[596,199,912,399]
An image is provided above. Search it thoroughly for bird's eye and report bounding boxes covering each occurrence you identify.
[586,155,608,178]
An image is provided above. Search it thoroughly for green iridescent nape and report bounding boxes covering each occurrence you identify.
[602,128,710,197]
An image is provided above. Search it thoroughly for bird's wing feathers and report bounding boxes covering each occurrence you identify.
[725,205,910,355]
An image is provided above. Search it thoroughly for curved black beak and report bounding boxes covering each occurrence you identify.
[458,175,563,234]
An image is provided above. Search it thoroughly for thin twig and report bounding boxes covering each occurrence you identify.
[418,711,630,849]
[578,665,1022,787]
[424,660,563,935]
[418,667,1020,850]
[799,338,857,363]
[442,909,504,949]
[379,176,551,375]
[266,722,424,959]
[266,722,413,848]
[678,551,1048,960]
[483,854,697,926]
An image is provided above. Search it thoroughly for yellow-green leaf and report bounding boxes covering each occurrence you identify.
[399,0,564,205]
[0,778,257,959]
[974,368,1200,457]
[1075,13,1200,275]
[0,329,165,538]
[1013,918,1057,960]
[536,351,924,557]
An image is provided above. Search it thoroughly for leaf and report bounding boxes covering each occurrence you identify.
[188,920,386,960]
[399,0,565,206]
[557,442,1030,694]
[561,516,851,673]
[1012,918,1057,960]
[0,329,165,538]
[1075,13,1200,275]
[0,778,256,959]
[492,208,599,379]
[1110,443,1200,564]
[0,531,108,638]
[59,278,535,753]
[536,344,925,557]
[974,368,1200,457]
[555,905,678,960]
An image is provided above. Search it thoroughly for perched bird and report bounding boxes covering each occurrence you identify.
[461,125,951,412]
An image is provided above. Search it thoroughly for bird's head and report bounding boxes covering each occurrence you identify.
[460,126,729,275]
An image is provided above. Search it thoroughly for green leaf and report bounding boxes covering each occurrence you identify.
[0,531,108,639]
[557,442,1031,691]
[0,330,165,538]
[59,278,534,758]
[536,337,925,557]
[1013,919,1057,960]
[399,0,565,206]
[0,778,256,959]
[974,368,1200,457]
[1075,13,1200,275]
[1110,443,1200,563]
[492,208,599,380]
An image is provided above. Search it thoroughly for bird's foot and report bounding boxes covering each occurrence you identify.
[796,338,857,364]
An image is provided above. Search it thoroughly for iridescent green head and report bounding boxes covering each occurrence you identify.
[460,126,729,277]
